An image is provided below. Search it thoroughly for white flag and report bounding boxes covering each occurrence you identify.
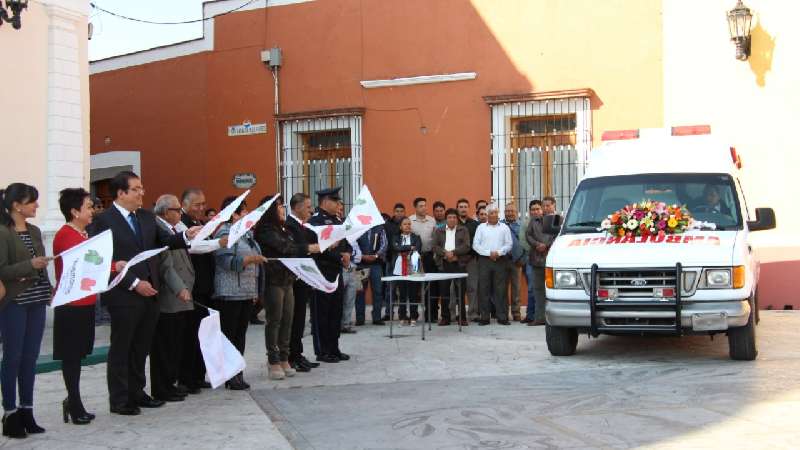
[278,258,339,293]
[192,190,250,243]
[51,230,114,308]
[106,246,168,291]
[226,193,280,248]
[303,223,349,253]
[198,307,246,388]
[306,185,386,251]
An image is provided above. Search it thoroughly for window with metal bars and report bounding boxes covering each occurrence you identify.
[279,115,363,213]
[489,97,591,216]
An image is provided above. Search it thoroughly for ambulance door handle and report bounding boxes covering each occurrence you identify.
[748,245,753,253]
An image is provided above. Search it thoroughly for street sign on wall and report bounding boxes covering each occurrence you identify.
[233,173,257,189]
[228,121,267,137]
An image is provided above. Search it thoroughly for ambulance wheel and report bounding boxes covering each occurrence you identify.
[546,325,578,356]
[728,306,757,361]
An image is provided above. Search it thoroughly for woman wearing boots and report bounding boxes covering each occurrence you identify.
[213,197,267,390]
[0,183,52,438]
[255,195,317,380]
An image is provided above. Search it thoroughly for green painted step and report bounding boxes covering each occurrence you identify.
[35,346,109,374]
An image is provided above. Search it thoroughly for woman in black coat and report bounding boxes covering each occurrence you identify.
[254,195,311,380]
[390,217,423,326]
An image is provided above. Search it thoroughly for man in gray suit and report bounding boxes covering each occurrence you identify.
[149,194,202,402]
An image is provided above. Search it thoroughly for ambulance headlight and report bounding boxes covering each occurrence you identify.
[705,269,731,288]
[554,270,581,289]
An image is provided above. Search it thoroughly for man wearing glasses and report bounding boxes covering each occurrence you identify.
[90,172,202,415]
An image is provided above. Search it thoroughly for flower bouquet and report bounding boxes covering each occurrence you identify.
[600,200,692,238]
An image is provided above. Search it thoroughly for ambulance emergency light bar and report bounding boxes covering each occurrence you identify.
[600,125,742,169]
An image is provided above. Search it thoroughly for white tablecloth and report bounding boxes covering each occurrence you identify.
[381,273,468,282]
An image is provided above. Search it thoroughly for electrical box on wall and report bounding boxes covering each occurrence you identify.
[260,47,282,68]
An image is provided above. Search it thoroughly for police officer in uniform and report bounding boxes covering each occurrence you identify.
[308,187,353,363]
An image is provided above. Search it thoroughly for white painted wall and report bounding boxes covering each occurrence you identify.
[663,0,800,255]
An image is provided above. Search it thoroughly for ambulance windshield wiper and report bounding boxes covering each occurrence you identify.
[569,221,602,227]
[563,221,602,233]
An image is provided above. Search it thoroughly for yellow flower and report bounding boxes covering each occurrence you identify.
[667,217,678,228]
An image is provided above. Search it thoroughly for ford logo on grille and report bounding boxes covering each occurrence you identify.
[630,278,648,287]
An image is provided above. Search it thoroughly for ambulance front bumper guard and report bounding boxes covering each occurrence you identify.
[548,263,750,335]
[546,298,750,331]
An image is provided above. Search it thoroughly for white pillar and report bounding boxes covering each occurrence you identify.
[41,1,89,328]
[43,3,87,235]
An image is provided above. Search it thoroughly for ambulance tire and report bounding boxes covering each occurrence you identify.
[728,303,757,361]
[546,325,578,356]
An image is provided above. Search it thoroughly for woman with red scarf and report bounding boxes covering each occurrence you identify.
[390,217,423,326]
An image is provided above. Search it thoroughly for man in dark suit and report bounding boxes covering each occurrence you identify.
[90,172,199,415]
[308,187,353,363]
[431,208,472,326]
[284,193,321,372]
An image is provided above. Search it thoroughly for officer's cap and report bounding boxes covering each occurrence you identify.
[316,186,342,202]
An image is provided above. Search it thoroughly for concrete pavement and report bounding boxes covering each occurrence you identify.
[2,310,800,449]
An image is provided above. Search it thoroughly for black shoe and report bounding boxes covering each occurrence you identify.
[110,404,141,416]
[298,355,320,368]
[497,320,511,325]
[295,358,313,370]
[355,319,365,326]
[341,327,357,334]
[249,318,265,325]
[2,411,27,438]
[291,361,311,372]
[372,320,386,325]
[225,374,250,390]
[478,320,490,326]
[316,354,340,363]
[528,320,545,326]
[471,318,481,323]
[225,380,248,390]
[136,394,165,408]
[62,399,91,425]
[520,318,532,324]
[381,315,390,321]
[176,384,200,394]
[155,393,185,402]
[239,375,251,390]
[333,351,350,361]
[17,408,44,434]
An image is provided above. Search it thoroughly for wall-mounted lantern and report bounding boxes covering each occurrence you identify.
[727,0,753,61]
[0,0,28,30]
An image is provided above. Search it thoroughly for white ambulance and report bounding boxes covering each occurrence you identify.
[544,125,775,360]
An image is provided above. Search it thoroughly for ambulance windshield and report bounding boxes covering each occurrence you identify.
[563,173,742,233]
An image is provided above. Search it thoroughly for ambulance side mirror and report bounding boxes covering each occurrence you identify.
[542,214,563,235]
[747,208,776,232]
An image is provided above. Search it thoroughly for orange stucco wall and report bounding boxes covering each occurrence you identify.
[91,52,210,202]
[90,0,664,213]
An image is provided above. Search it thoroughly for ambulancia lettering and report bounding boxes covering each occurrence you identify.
[567,235,721,247]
